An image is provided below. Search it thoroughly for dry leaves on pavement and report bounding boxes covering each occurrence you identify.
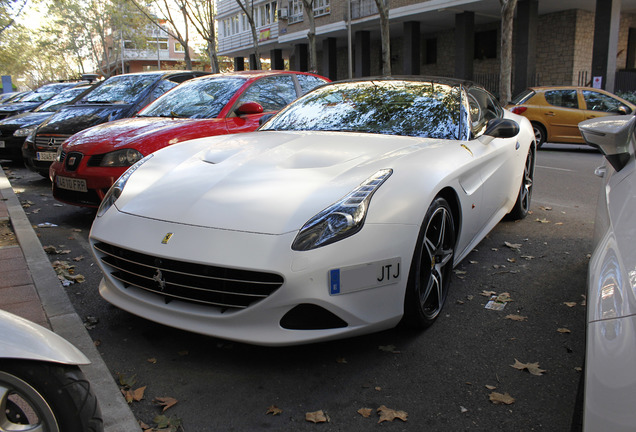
[377,405,408,423]
[153,396,178,412]
[489,392,516,405]
[305,410,329,423]
[266,405,282,416]
[510,359,547,376]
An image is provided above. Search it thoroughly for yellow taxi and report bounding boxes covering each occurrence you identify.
[506,86,636,147]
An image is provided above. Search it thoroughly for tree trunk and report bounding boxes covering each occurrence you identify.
[236,0,261,70]
[302,0,317,72]
[375,0,391,76]
[499,0,517,104]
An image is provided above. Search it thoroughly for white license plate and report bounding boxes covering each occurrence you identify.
[56,176,87,192]
[329,257,401,295]
[36,151,56,161]
[0,140,4,148]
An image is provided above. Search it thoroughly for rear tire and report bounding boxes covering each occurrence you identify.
[532,122,547,148]
[508,144,535,220]
[402,197,456,329]
[0,360,103,432]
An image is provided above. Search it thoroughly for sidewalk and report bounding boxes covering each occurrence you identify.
[0,165,140,432]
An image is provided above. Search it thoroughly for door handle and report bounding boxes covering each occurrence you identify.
[544,112,555,116]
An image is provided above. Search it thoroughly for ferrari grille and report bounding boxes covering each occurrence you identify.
[93,242,284,310]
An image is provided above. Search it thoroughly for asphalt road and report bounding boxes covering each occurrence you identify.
[3,143,604,431]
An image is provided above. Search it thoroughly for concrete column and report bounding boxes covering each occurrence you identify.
[234,57,245,71]
[403,21,421,75]
[591,0,621,91]
[514,0,538,96]
[355,31,371,77]
[270,49,284,70]
[322,38,338,81]
[293,44,309,72]
[455,12,474,80]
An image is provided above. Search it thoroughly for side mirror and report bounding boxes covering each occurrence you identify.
[484,118,520,138]
[235,101,263,116]
[618,105,628,115]
[579,115,636,172]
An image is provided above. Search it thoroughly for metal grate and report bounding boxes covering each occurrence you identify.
[35,135,71,148]
[93,241,284,310]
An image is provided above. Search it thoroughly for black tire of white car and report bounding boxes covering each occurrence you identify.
[0,360,104,432]
[403,197,456,329]
[508,145,535,220]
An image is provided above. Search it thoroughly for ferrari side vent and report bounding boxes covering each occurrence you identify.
[93,241,284,310]
[280,304,348,330]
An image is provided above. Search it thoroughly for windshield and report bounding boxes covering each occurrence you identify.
[22,83,76,103]
[33,87,88,112]
[261,80,461,139]
[79,74,158,104]
[138,77,245,119]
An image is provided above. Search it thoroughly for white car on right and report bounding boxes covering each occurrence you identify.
[579,115,636,431]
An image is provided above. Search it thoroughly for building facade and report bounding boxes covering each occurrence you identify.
[102,21,204,75]
[216,0,636,96]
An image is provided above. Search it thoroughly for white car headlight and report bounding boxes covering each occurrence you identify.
[100,149,143,167]
[292,169,392,251]
[96,154,154,217]
[13,126,36,137]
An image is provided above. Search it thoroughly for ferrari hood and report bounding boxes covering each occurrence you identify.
[37,104,135,135]
[63,117,201,153]
[116,131,433,234]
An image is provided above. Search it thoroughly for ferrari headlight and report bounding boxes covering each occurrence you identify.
[292,169,392,251]
[96,154,154,217]
[100,148,143,167]
[13,126,36,137]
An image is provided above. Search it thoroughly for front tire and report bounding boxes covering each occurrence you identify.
[403,197,456,329]
[0,360,103,432]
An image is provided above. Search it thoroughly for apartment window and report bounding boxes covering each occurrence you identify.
[259,2,278,26]
[289,0,303,24]
[123,40,134,49]
[174,42,185,53]
[474,29,497,60]
[147,38,168,50]
[314,0,330,16]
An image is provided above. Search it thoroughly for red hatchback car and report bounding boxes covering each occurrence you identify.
[50,70,329,208]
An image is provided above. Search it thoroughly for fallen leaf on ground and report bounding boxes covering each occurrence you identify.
[375,386,382,391]
[511,359,546,376]
[489,392,515,405]
[507,258,517,263]
[539,206,553,211]
[505,314,527,321]
[336,357,347,364]
[153,414,181,431]
[266,405,282,415]
[521,255,535,260]
[305,410,329,423]
[485,384,497,390]
[460,406,468,413]
[147,358,157,364]
[495,292,512,303]
[377,405,408,423]
[357,408,373,418]
[117,373,137,389]
[153,396,178,412]
[481,290,497,297]
[504,241,522,250]
[535,218,550,223]
[73,255,84,262]
[378,345,400,353]
[557,328,571,333]
[564,302,577,307]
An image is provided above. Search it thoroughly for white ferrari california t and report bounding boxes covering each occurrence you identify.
[89,77,536,346]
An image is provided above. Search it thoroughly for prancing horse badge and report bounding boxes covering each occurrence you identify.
[161,233,174,244]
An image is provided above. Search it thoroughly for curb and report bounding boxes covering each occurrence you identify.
[0,166,141,432]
